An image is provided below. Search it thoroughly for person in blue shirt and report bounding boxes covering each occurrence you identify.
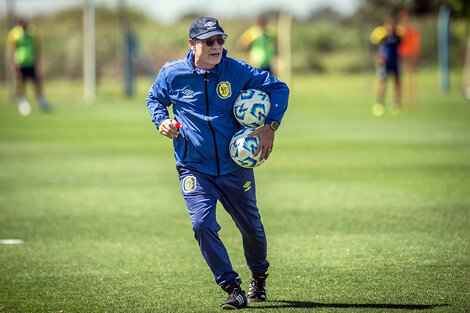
[370,16,403,116]
[146,17,289,310]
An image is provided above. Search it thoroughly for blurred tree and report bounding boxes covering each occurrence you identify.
[413,0,470,18]
[307,7,343,23]
[356,0,470,18]
[445,0,470,18]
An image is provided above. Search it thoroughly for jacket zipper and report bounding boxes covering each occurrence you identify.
[182,137,188,162]
[204,72,220,175]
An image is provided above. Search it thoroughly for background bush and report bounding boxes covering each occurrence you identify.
[0,5,468,81]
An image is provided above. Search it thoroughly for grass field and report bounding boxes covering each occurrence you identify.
[0,71,469,312]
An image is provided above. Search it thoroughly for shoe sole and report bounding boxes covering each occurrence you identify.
[220,303,247,310]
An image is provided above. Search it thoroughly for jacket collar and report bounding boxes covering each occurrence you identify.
[186,49,228,74]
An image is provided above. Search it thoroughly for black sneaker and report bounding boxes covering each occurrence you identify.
[220,281,247,310]
[247,273,268,303]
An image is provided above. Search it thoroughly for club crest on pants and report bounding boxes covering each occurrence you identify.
[182,175,197,193]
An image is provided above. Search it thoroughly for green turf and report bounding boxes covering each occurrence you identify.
[0,72,469,312]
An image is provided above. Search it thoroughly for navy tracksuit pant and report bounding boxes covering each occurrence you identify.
[178,165,269,286]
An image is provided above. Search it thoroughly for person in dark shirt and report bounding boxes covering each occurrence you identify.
[370,16,404,116]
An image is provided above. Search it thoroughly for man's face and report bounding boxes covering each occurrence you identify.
[385,17,395,30]
[18,18,27,29]
[190,35,225,70]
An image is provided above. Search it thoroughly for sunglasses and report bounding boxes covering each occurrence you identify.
[198,36,226,47]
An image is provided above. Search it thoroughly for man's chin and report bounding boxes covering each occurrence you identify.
[209,58,222,66]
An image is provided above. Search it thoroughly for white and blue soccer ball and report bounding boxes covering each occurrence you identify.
[229,128,265,168]
[233,89,271,128]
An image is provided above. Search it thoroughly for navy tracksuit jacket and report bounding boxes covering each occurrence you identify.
[147,49,289,286]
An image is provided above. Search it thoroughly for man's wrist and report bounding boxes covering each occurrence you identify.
[266,120,279,131]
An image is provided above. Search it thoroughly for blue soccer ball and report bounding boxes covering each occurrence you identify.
[229,128,266,168]
[233,89,271,128]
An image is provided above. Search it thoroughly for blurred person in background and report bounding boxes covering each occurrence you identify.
[398,9,421,109]
[370,16,404,116]
[146,17,289,310]
[238,17,276,74]
[7,18,51,116]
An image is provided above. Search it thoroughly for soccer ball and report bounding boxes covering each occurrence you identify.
[229,128,265,168]
[233,89,270,128]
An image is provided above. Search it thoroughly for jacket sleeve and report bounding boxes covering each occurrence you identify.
[242,64,290,125]
[146,66,172,130]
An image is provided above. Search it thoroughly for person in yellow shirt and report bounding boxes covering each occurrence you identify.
[370,16,404,116]
[7,18,50,116]
[238,17,276,74]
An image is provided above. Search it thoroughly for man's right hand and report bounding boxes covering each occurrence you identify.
[158,119,182,139]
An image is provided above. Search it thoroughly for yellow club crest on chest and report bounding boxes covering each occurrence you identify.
[217,81,232,99]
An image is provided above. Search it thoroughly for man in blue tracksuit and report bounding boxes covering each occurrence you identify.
[146,17,289,310]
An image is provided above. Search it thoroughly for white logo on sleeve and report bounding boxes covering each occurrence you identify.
[181,88,194,98]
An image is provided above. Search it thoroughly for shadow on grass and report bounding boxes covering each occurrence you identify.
[249,300,449,310]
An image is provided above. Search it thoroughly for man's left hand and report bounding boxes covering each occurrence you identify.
[247,124,275,161]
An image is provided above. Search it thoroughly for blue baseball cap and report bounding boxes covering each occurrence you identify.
[189,17,227,39]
